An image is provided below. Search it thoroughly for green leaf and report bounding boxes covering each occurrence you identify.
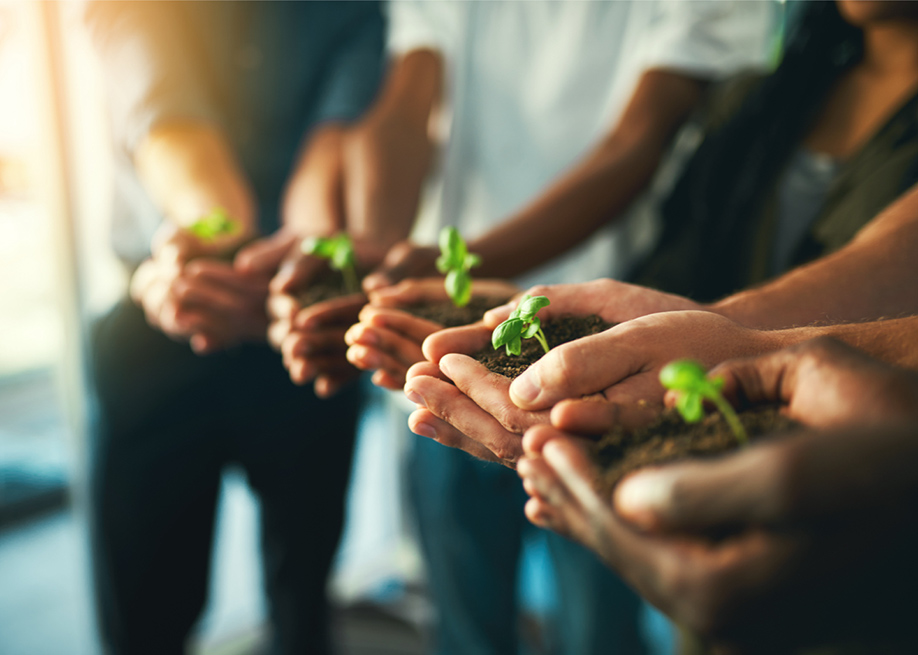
[522,317,541,339]
[505,335,522,356]
[188,207,239,240]
[302,236,336,258]
[492,317,524,350]
[675,392,704,423]
[446,269,472,307]
[517,295,550,321]
[437,226,466,271]
[659,359,708,393]
[465,253,482,270]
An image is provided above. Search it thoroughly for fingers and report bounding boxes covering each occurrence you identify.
[270,251,325,294]
[439,353,549,436]
[613,445,788,533]
[234,231,298,275]
[408,408,504,465]
[345,323,426,385]
[367,277,447,307]
[508,327,643,410]
[404,369,526,465]
[294,293,366,330]
[357,305,443,343]
[362,241,437,292]
[551,397,660,436]
[421,324,493,364]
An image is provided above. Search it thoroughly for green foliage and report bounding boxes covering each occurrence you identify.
[659,359,748,445]
[188,207,239,241]
[436,226,482,307]
[491,294,551,356]
[302,233,359,293]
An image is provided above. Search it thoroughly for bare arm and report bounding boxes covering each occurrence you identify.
[470,69,705,279]
[713,182,918,330]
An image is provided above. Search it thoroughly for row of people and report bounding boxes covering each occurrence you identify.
[84,1,918,654]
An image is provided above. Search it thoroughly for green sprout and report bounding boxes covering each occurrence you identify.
[188,207,240,240]
[436,226,482,307]
[659,359,748,445]
[491,295,551,356]
[302,233,359,293]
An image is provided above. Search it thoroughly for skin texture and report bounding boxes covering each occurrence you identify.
[131,121,285,354]
[345,277,520,390]
[268,51,440,396]
[517,338,918,652]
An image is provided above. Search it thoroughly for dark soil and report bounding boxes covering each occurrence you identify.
[474,315,613,379]
[401,296,512,328]
[297,267,365,307]
[593,406,802,494]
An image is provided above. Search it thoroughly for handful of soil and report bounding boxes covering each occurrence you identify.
[401,296,512,328]
[296,268,366,308]
[474,315,613,379]
[593,406,802,495]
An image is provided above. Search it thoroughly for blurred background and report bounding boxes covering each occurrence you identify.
[0,3,568,653]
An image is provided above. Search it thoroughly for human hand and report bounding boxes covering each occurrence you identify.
[131,222,272,354]
[346,278,520,390]
[519,419,918,651]
[480,278,702,330]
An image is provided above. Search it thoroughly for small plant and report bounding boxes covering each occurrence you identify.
[188,207,240,240]
[302,233,359,293]
[436,226,482,307]
[659,359,748,445]
[491,295,551,356]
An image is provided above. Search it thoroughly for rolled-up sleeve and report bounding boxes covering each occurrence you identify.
[637,0,778,80]
[83,1,220,155]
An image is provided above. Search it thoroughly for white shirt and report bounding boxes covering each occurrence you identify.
[389,0,777,286]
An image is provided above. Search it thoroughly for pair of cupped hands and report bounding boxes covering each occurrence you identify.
[348,276,918,651]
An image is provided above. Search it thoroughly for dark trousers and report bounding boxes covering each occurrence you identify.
[88,300,360,655]
[409,435,648,655]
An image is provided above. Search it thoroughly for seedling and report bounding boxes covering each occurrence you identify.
[436,226,482,307]
[491,295,551,356]
[302,233,359,293]
[659,359,748,445]
[188,207,240,240]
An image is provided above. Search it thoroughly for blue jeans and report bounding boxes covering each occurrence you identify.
[409,434,649,655]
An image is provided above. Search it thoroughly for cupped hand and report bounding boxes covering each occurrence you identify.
[481,278,701,328]
[709,336,918,429]
[131,223,270,354]
[507,310,783,413]
[346,277,520,390]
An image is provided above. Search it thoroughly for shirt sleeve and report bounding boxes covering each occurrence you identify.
[386,0,465,58]
[83,1,221,155]
[636,0,779,80]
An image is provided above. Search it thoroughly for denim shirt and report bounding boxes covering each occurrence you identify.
[85,1,385,263]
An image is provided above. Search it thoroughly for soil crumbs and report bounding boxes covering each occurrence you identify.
[474,315,612,379]
[401,296,512,328]
[594,407,802,494]
[297,268,365,307]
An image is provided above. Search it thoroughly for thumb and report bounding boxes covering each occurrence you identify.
[508,328,640,410]
[363,241,432,292]
[235,231,298,275]
[613,446,785,533]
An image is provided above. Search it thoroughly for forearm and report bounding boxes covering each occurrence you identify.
[712,184,918,330]
[346,49,442,246]
[471,69,705,279]
[134,121,256,234]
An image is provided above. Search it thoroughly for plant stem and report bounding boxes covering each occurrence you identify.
[343,265,360,295]
[534,329,550,355]
[711,396,748,445]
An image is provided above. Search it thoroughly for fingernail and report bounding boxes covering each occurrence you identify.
[405,388,426,408]
[510,373,540,406]
[412,421,437,440]
[614,471,674,526]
